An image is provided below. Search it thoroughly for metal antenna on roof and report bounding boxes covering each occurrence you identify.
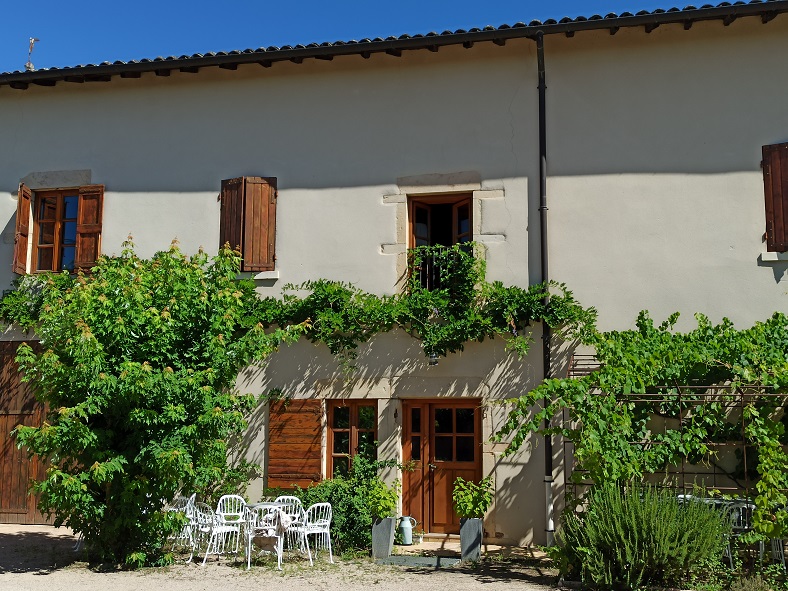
[25,37,40,71]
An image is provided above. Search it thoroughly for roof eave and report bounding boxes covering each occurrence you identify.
[2,1,787,88]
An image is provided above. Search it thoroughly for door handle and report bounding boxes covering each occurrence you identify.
[428,463,438,470]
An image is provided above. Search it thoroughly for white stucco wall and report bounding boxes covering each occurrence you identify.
[545,16,788,330]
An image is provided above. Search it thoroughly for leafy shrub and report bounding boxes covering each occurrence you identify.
[452,475,494,518]
[4,241,304,566]
[553,484,731,590]
[283,455,397,553]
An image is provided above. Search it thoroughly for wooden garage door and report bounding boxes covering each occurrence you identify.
[0,341,49,524]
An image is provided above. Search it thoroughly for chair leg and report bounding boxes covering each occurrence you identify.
[326,532,334,564]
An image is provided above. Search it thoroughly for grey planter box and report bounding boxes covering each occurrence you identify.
[460,517,483,562]
[372,517,396,559]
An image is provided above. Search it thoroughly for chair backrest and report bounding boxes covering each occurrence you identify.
[727,500,754,532]
[193,502,216,529]
[305,502,332,528]
[170,492,196,512]
[216,494,246,523]
[275,496,304,520]
[246,505,279,530]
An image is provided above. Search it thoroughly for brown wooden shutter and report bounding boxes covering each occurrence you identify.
[12,184,32,274]
[219,178,244,255]
[219,176,277,272]
[74,185,104,269]
[267,399,322,489]
[763,142,788,253]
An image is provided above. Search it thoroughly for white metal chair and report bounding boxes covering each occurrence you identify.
[191,500,246,565]
[244,505,285,570]
[296,502,334,565]
[274,496,309,557]
[214,494,247,558]
[166,493,196,553]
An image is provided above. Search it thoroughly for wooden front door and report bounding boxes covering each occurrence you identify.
[0,341,49,524]
[402,400,482,534]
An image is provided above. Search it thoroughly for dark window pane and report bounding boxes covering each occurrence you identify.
[332,456,349,477]
[435,436,453,461]
[39,197,57,220]
[358,405,375,430]
[411,408,421,433]
[457,205,470,235]
[456,408,475,434]
[333,431,349,454]
[457,235,471,244]
[63,221,77,246]
[37,247,53,271]
[357,431,376,458]
[39,222,55,245]
[434,408,452,434]
[456,436,475,462]
[63,195,78,219]
[411,436,421,461]
[332,406,350,429]
[61,246,75,272]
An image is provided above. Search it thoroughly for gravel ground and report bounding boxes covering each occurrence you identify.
[0,525,557,591]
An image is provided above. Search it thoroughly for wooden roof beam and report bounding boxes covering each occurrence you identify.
[9,82,27,90]
[219,63,238,70]
[762,11,778,24]
[385,48,402,57]
[179,66,199,73]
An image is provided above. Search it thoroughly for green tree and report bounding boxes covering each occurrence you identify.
[2,241,303,566]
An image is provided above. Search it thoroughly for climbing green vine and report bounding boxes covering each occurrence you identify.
[252,243,597,367]
[496,310,788,538]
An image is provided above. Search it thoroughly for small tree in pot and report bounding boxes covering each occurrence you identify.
[369,479,400,559]
[452,475,494,562]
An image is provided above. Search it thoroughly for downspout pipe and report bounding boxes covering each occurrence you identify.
[536,31,555,547]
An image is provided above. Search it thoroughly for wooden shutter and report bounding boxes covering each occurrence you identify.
[219,176,277,272]
[763,142,788,252]
[12,184,31,274]
[267,399,322,489]
[219,178,244,255]
[74,185,104,269]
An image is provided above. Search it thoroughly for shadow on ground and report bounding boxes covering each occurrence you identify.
[0,526,80,574]
[397,549,557,586]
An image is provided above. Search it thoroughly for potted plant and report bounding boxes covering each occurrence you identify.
[452,475,494,562]
[369,478,400,559]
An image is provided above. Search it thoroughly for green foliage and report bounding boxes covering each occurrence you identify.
[496,311,788,538]
[554,484,730,590]
[452,475,494,518]
[254,243,596,368]
[4,240,304,566]
[368,478,400,519]
[285,455,398,553]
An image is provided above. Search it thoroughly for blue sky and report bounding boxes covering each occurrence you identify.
[2,0,675,74]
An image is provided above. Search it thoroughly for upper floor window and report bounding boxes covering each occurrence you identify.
[13,184,104,274]
[408,193,472,289]
[409,193,472,249]
[219,176,277,272]
[762,142,788,253]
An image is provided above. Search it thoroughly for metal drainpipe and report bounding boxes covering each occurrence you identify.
[536,31,555,547]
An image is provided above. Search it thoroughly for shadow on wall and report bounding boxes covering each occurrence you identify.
[238,328,545,476]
